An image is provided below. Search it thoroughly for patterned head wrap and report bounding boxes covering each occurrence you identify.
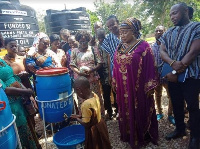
[32,32,49,48]
[120,17,142,39]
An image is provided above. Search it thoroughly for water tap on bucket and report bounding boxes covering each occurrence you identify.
[63,113,68,121]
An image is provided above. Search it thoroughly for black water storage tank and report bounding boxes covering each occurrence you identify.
[0,0,39,47]
[45,7,91,35]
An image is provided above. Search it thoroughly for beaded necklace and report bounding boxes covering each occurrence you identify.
[118,40,143,54]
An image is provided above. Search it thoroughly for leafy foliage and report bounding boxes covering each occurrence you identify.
[36,11,46,33]
[94,0,140,34]
[93,0,200,37]
[191,0,200,22]
[140,0,200,34]
[35,0,199,37]
[87,10,100,34]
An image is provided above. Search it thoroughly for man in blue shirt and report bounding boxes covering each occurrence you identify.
[151,25,174,125]
[101,15,120,116]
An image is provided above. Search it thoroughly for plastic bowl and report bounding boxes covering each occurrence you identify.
[53,125,85,149]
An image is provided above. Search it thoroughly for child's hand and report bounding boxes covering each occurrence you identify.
[70,114,81,119]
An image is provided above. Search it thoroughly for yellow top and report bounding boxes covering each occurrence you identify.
[81,92,101,123]
[0,49,7,58]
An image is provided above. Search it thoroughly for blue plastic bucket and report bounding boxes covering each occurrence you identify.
[0,114,17,149]
[35,68,73,123]
[53,125,85,149]
[0,86,13,128]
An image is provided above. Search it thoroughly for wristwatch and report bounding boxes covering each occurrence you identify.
[172,70,177,75]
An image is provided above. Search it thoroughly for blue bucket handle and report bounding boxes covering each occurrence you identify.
[0,101,6,111]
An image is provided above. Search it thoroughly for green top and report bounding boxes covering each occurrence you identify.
[0,58,37,148]
[0,58,27,126]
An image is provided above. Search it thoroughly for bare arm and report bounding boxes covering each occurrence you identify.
[160,43,185,73]
[70,65,88,77]
[5,87,33,96]
[61,55,67,67]
[181,39,200,66]
[70,65,80,74]
[160,44,174,64]
[85,63,103,74]
[76,118,88,127]
[70,115,89,128]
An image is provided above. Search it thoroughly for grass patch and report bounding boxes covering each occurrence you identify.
[145,37,155,43]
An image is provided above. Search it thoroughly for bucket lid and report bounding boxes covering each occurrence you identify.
[36,67,68,76]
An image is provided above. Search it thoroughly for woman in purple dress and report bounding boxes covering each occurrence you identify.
[112,17,159,148]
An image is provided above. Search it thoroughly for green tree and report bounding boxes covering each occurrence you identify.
[190,1,200,22]
[87,10,100,35]
[94,0,140,34]
[36,11,46,33]
[94,0,200,37]
[139,0,200,35]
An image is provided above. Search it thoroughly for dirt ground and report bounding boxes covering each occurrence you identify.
[35,89,192,149]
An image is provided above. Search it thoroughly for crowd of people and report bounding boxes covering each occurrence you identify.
[0,2,200,149]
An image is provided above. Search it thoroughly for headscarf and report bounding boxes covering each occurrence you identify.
[27,32,49,55]
[26,32,62,67]
[32,32,49,48]
[121,17,142,39]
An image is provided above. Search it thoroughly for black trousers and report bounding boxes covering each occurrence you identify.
[168,78,200,138]
[112,91,118,113]
[102,84,113,116]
